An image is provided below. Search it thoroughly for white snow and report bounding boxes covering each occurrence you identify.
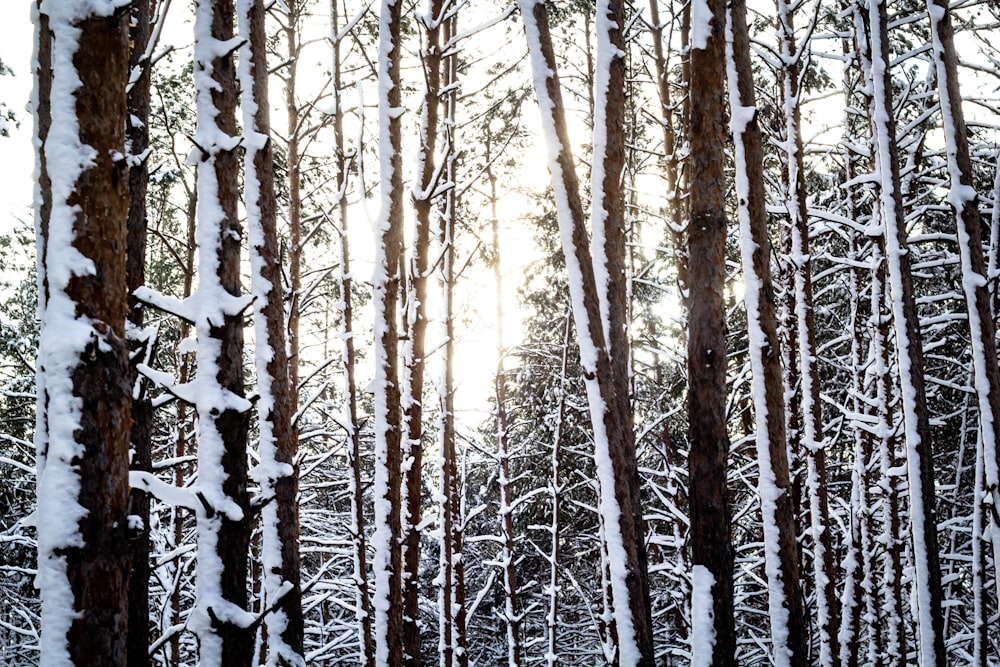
[689,565,716,667]
[690,0,713,51]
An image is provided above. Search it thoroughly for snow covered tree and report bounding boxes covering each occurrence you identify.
[32,2,132,664]
[238,0,304,663]
[865,1,947,663]
[725,1,806,662]
[371,1,407,664]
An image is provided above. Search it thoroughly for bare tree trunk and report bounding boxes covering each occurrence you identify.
[126,1,154,665]
[330,1,373,663]
[372,1,406,664]
[284,0,302,399]
[33,3,132,664]
[239,0,304,663]
[647,0,688,300]
[487,145,522,667]
[725,1,807,663]
[686,0,735,663]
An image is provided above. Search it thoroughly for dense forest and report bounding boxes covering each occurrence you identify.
[1,0,1000,665]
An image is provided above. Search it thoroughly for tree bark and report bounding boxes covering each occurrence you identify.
[239,0,304,663]
[926,5,1000,648]
[866,1,947,663]
[189,0,253,664]
[686,0,735,664]
[330,0,374,663]
[126,1,154,665]
[518,1,654,663]
[33,4,132,665]
[773,2,840,661]
[726,1,807,663]
[437,14,468,666]
[372,1,406,664]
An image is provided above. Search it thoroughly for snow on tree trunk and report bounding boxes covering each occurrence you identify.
[773,2,840,662]
[486,143,522,667]
[866,1,947,663]
[436,14,468,665]
[925,0,1000,613]
[372,1,406,664]
[400,3,446,662]
[238,0,304,664]
[330,1,373,662]
[518,1,654,663]
[33,2,132,665]
[725,2,806,663]
[187,0,255,664]
[125,1,154,665]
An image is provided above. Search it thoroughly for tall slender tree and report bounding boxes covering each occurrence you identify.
[330,1,374,663]
[925,2,1000,640]
[725,1,806,662]
[519,1,655,663]
[238,0,304,663]
[187,0,254,663]
[126,1,155,665]
[401,2,447,662]
[371,1,406,664]
[866,1,946,663]
[436,11,468,666]
[686,0,735,663]
[773,2,839,660]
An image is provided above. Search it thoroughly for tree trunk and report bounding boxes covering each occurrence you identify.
[331,1,374,662]
[239,0,304,663]
[372,1,406,664]
[866,1,946,663]
[725,1,807,663]
[126,1,154,665]
[686,0,735,663]
[190,0,253,664]
[773,2,840,661]
[33,3,132,665]
[401,2,446,662]
[926,2,1000,641]
[437,14,468,666]
[518,1,654,663]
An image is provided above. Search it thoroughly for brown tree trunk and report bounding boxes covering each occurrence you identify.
[487,145,522,667]
[519,2,653,663]
[727,0,807,661]
[647,0,688,299]
[437,13,468,666]
[240,0,304,662]
[686,0,735,663]
[401,2,446,662]
[867,1,946,663]
[284,0,302,399]
[372,1,406,663]
[33,4,132,665]
[126,1,154,665]
[190,0,253,664]
[773,2,840,660]
[926,5,1000,649]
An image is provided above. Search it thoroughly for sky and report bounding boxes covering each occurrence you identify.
[0,6,36,241]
